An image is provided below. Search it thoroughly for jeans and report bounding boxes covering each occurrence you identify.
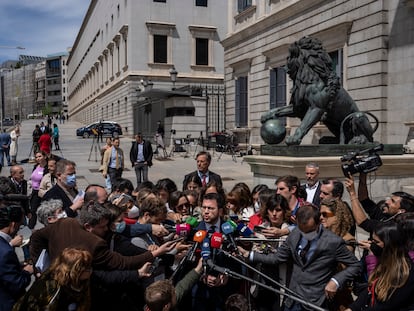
[134,163,149,185]
[0,148,10,166]
[108,167,122,187]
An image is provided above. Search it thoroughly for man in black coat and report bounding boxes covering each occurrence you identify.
[130,133,153,186]
[183,151,222,189]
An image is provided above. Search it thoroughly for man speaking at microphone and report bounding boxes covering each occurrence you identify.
[192,192,242,311]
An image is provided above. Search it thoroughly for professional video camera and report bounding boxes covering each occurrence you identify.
[340,144,384,177]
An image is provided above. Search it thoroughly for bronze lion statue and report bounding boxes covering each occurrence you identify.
[261,36,376,145]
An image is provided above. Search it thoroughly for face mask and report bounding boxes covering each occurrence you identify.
[115,221,126,233]
[57,211,67,219]
[127,206,140,219]
[66,174,76,187]
[370,243,383,257]
[254,202,260,212]
[301,230,318,241]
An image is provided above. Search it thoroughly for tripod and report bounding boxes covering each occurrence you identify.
[192,132,205,158]
[88,135,101,162]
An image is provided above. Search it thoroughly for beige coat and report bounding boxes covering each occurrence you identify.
[101,146,124,177]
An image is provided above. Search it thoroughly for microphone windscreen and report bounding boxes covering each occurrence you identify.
[221,222,234,235]
[193,230,207,243]
[176,223,191,236]
[201,238,211,259]
[227,219,238,229]
[186,216,199,228]
[211,232,223,249]
[237,223,254,237]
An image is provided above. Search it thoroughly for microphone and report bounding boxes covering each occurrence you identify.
[201,238,211,275]
[187,230,207,262]
[211,232,223,249]
[163,223,191,237]
[237,222,254,237]
[185,216,199,228]
[221,222,239,253]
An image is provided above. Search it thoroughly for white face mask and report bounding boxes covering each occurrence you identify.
[57,211,67,219]
[127,205,140,219]
[253,201,260,212]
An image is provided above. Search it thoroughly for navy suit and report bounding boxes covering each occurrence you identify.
[0,132,11,167]
[252,225,360,309]
[191,220,241,311]
[184,170,222,189]
[0,235,31,311]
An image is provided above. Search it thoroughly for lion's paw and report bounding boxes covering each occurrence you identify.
[285,136,301,146]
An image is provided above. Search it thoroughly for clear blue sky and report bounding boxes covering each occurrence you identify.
[0,0,90,64]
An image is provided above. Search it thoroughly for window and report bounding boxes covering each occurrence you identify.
[166,107,195,117]
[196,0,207,6]
[154,0,166,2]
[238,0,252,12]
[196,38,209,65]
[329,49,343,84]
[235,76,248,127]
[154,35,168,63]
[269,67,287,126]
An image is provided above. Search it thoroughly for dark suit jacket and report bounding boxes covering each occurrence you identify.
[30,218,154,271]
[129,140,153,167]
[0,236,32,311]
[42,184,78,218]
[253,225,360,308]
[301,181,322,207]
[183,170,222,189]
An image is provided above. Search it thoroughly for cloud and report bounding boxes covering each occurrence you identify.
[0,0,89,63]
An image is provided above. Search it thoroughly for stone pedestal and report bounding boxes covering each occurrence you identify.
[243,154,414,201]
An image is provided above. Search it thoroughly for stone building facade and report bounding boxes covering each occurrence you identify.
[67,0,227,142]
[223,0,414,146]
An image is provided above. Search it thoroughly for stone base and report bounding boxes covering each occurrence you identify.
[243,154,414,202]
[261,144,404,157]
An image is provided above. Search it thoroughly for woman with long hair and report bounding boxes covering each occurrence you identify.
[345,222,414,310]
[319,198,356,252]
[226,182,254,223]
[13,248,93,311]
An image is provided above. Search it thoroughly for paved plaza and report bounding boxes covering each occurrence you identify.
[1,119,255,192]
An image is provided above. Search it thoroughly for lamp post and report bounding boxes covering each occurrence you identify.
[169,66,178,90]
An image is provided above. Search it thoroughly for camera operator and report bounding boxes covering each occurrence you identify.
[345,173,414,233]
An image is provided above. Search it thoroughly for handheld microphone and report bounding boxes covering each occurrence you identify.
[201,238,211,275]
[237,222,254,237]
[185,216,199,228]
[176,223,191,237]
[221,222,239,253]
[227,219,238,229]
[211,232,223,249]
[187,230,207,262]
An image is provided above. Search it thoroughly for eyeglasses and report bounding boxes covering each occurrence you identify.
[321,211,335,218]
[177,203,191,210]
[201,205,217,211]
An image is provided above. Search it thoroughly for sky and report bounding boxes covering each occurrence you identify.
[0,0,91,64]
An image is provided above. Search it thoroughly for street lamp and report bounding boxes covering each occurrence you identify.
[169,66,178,90]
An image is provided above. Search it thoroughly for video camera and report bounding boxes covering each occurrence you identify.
[340,144,384,177]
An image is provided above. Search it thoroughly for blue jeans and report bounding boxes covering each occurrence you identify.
[0,148,10,166]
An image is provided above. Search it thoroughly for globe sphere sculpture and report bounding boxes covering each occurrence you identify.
[260,119,286,144]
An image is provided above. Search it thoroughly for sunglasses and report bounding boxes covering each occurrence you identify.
[321,211,335,218]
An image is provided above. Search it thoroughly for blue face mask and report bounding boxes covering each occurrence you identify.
[115,221,126,233]
[66,174,76,187]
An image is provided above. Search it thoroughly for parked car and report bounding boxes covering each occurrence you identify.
[76,121,123,138]
[2,117,14,126]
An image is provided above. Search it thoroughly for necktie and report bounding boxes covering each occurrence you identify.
[300,241,311,264]
[202,174,207,187]
[115,149,119,169]
[209,225,216,235]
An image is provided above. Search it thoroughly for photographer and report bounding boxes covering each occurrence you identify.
[345,173,414,233]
